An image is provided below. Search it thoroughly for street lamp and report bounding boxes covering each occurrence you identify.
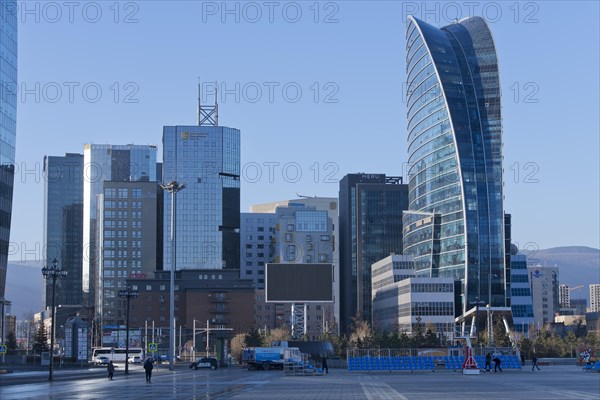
[160,180,185,371]
[41,258,67,381]
[118,286,138,374]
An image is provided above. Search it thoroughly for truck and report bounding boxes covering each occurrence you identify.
[242,346,302,370]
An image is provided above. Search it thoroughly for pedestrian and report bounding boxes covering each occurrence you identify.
[484,353,492,372]
[531,354,540,371]
[144,357,154,382]
[107,361,115,380]
[493,355,502,372]
[321,355,329,374]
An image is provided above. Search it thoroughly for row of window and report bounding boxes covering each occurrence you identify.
[105,188,143,199]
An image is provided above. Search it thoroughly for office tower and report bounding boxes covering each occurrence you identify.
[559,284,571,309]
[0,0,17,313]
[339,174,408,332]
[252,197,340,332]
[403,16,506,318]
[240,212,276,288]
[591,284,600,313]
[162,125,240,270]
[510,254,534,333]
[43,153,84,308]
[82,144,157,302]
[96,181,162,328]
[528,265,559,327]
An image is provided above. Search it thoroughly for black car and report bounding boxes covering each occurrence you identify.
[190,357,218,370]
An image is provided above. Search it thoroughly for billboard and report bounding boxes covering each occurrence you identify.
[265,263,333,302]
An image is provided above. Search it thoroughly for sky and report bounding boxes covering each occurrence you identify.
[7,0,600,263]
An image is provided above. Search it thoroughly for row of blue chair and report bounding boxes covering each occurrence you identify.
[583,362,600,372]
[347,355,522,371]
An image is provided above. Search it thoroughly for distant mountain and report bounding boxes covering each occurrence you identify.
[5,261,43,319]
[520,246,600,303]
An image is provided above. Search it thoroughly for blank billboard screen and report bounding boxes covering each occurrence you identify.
[265,263,333,302]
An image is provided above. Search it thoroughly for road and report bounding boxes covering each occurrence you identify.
[1,364,599,400]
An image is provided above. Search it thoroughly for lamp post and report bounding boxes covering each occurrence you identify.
[41,258,67,381]
[118,286,138,374]
[160,180,185,371]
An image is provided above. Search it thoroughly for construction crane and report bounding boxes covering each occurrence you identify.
[568,285,583,292]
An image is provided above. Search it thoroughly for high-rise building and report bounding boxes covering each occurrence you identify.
[339,174,408,332]
[528,265,559,327]
[43,153,84,308]
[403,16,506,318]
[96,181,162,328]
[559,284,571,309]
[82,144,157,303]
[510,254,534,333]
[162,125,240,270]
[0,0,17,311]
[590,284,600,313]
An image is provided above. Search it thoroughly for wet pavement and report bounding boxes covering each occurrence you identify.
[1,364,599,399]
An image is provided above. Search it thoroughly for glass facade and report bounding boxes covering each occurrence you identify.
[339,174,409,330]
[43,154,84,308]
[162,125,240,270]
[404,16,506,317]
[83,144,157,300]
[0,0,17,301]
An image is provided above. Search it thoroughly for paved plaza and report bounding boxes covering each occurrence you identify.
[1,364,599,400]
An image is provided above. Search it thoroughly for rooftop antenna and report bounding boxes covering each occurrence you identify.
[198,78,219,127]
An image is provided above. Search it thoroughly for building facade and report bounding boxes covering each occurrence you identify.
[43,153,84,308]
[590,284,600,313]
[559,284,571,309]
[510,254,534,333]
[528,265,559,327]
[83,144,157,304]
[0,0,17,310]
[403,16,506,318]
[162,126,240,270]
[96,181,162,328]
[240,212,276,289]
[127,269,255,358]
[371,256,454,339]
[339,174,408,332]
[251,198,340,333]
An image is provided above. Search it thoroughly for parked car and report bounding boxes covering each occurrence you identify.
[128,356,142,364]
[94,356,110,365]
[190,357,219,370]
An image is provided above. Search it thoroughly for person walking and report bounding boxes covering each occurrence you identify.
[531,354,541,371]
[484,353,492,372]
[107,361,115,380]
[144,357,154,382]
[321,355,329,374]
[493,355,502,373]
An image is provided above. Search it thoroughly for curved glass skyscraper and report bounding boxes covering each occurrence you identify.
[403,16,506,316]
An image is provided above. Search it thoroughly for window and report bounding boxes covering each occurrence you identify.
[320,235,330,241]
[160,285,166,291]
[287,224,294,232]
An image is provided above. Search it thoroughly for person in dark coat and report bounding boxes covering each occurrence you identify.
[484,353,492,372]
[493,355,502,372]
[144,358,154,382]
[321,355,329,374]
[531,354,541,371]
[107,361,115,380]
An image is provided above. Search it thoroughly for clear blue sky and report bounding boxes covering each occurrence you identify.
[9,0,600,261]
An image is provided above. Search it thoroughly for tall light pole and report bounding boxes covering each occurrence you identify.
[118,286,138,374]
[160,180,185,371]
[41,258,67,381]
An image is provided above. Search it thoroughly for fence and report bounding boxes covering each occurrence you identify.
[346,348,522,372]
